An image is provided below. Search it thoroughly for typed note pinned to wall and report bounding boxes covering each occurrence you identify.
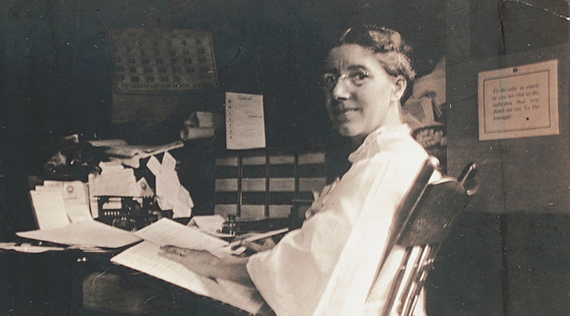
[225,92,266,150]
[478,59,559,141]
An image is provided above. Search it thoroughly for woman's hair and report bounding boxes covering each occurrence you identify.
[337,24,416,84]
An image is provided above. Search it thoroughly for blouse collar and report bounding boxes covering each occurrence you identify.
[348,124,412,163]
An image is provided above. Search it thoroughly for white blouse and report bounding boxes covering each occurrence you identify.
[247,124,435,316]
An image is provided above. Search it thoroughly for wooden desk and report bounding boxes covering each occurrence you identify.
[0,247,253,316]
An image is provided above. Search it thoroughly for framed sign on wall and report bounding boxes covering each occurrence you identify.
[478,59,559,141]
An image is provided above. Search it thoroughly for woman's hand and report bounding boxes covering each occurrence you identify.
[230,236,276,255]
[158,245,254,286]
[159,246,219,280]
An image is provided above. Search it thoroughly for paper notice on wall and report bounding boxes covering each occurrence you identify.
[225,92,266,150]
[478,59,559,140]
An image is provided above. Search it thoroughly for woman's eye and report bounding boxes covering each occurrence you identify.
[349,71,369,85]
[324,75,336,83]
[322,74,338,88]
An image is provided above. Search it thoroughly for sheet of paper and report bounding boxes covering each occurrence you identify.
[101,141,184,169]
[34,181,92,223]
[88,139,129,147]
[225,92,266,150]
[188,215,226,235]
[110,241,264,315]
[0,242,65,253]
[29,190,70,230]
[196,111,221,128]
[148,153,193,217]
[61,181,93,223]
[172,185,193,218]
[146,155,162,176]
[101,141,184,158]
[16,221,141,248]
[161,151,177,170]
[134,218,229,257]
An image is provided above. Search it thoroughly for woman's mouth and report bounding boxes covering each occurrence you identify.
[332,107,360,123]
[333,107,359,115]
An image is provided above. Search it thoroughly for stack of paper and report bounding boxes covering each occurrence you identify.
[16,180,140,248]
[17,221,141,249]
[111,218,265,314]
[88,140,184,169]
[30,181,91,229]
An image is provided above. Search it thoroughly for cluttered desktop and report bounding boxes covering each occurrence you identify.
[3,123,333,315]
[2,95,335,315]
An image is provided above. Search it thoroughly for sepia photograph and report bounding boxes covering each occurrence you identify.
[0,0,569,315]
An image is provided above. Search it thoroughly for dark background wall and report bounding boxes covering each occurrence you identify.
[438,0,570,316]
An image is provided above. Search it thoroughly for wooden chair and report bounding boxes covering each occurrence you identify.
[374,157,479,316]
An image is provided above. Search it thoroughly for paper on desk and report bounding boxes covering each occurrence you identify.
[172,186,193,218]
[89,163,154,198]
[111,219,265,315]
[16,221,141,248]
[0,242,65,253]
[89,139,184,169]
[29,190,70,230]
[134,218,229,258]
[23,180,140,248]
[60,181,92,223]
[111,241,264,314]
[102,141,184,169]
[147,153,193,218]
[97,140,184,158]
[225,92,266,150]
[188,215,226,234]
[34,180,92,223]
[88,139,128,147]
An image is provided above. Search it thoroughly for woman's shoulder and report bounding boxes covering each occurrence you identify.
[375,131,429,160]
[365,134,431,176]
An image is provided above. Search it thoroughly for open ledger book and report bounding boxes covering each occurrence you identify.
[110,218,265,315]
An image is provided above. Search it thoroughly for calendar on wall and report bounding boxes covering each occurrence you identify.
[109,28,218,93]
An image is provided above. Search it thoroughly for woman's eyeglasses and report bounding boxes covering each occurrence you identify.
[322,69,370,90]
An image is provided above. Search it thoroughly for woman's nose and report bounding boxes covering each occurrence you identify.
[332,78,351,100]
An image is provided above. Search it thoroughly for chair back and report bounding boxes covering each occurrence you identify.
[376,159,479,316]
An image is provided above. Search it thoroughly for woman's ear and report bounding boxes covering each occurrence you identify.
[391,76,407,102]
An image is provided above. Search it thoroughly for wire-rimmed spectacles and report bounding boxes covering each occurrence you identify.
[322,69,370,90]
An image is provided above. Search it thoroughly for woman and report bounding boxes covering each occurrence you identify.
[160,25,434,316]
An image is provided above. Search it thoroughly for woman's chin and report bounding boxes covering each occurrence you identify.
[335,125,365,139]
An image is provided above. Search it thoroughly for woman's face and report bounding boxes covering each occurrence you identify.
[324,44,404,140]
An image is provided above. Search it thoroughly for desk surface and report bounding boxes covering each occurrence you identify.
[0,248,254,316]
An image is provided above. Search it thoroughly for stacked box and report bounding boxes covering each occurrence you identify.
[213,155,240,218]
[214,147,327,220]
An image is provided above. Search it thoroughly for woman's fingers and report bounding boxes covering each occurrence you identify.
[160,245,188,256]
[158,245,189,265]
[232,239,276,255]
[242,241,265,252]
